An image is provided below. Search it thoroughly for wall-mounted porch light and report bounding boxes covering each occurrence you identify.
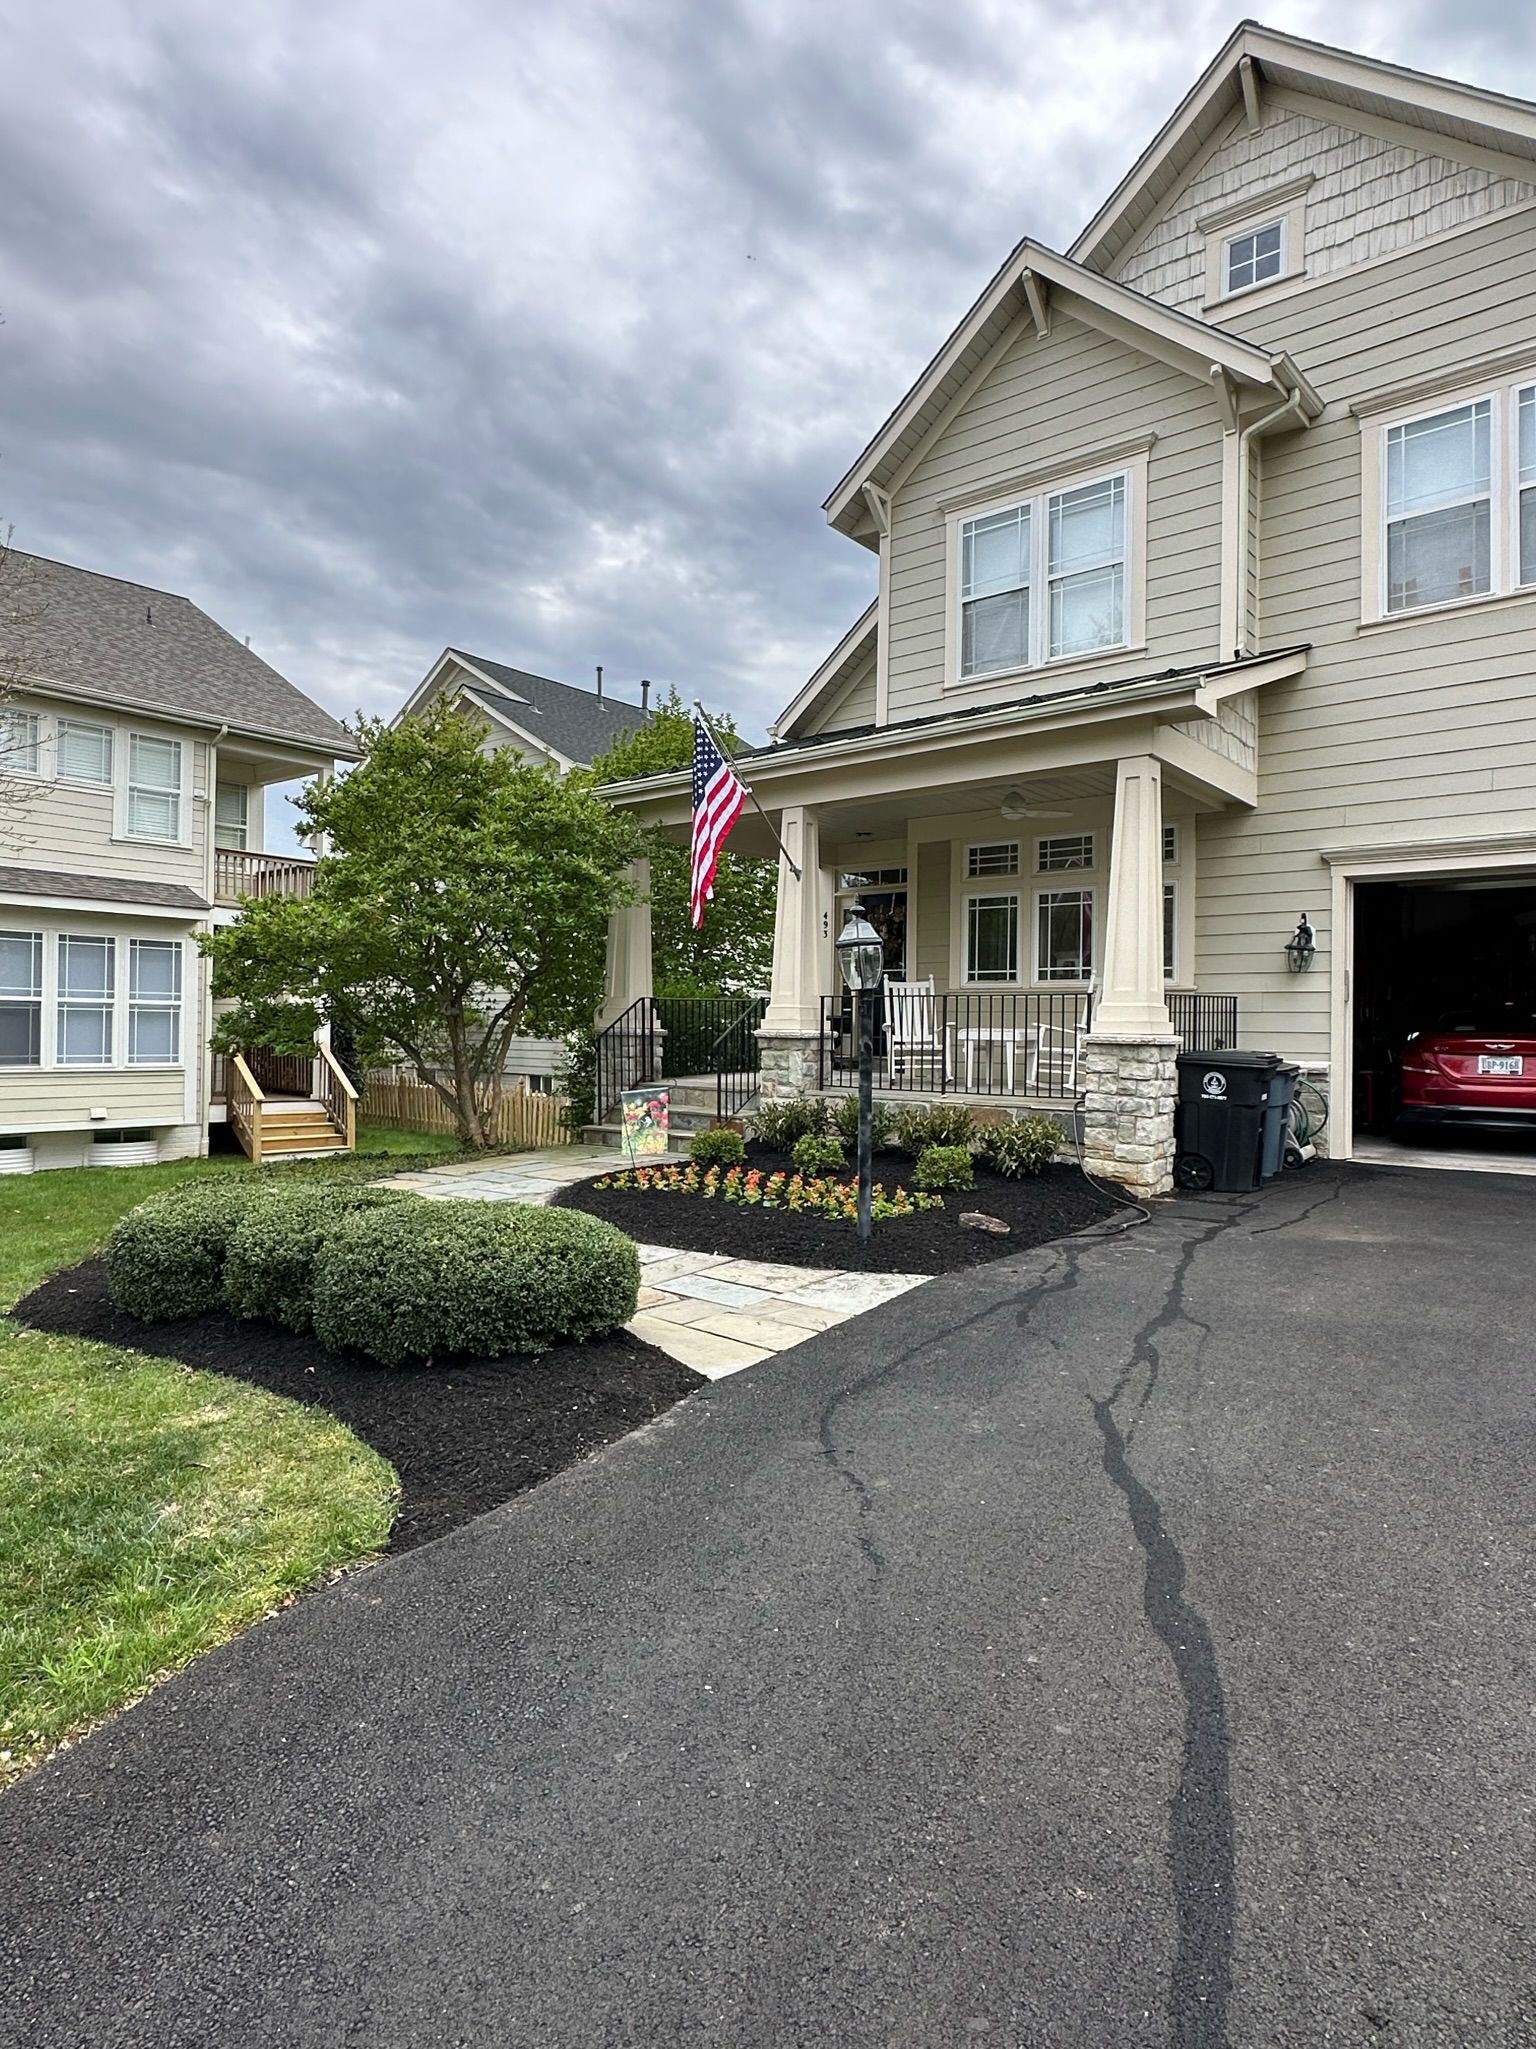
[1285,912,1316,973]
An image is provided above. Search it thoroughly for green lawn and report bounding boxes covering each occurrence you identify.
[0,1132,458,1785]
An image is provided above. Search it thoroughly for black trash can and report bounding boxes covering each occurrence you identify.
[1174,1049,1282,1192]
[1261,1064,1301,1180]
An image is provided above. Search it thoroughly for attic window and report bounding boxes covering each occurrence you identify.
[1225,221,1284,296]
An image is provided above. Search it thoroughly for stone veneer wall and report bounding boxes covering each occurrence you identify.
[1080,1035,1177,1197]
[756,1033,822,1098]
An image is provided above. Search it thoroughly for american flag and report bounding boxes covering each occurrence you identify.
[690,718,748,928]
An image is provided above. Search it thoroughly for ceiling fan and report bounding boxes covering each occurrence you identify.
[998,785,1074,820]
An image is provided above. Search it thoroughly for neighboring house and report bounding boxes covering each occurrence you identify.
[0,553,357,1170]
[596,23,1536,1193]
[394,646,651,1089]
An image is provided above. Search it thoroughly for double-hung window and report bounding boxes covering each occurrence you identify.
[0,711,41,778]
[1036,890,1094,984]
[1384,400,1491,613]
[57,936,115,1065]
[955,463,1134,682]
[128,939,181,1063]
[126,734,183,841]
[0,931,43,1067]
[57,719,113,784]
[215,781,249,850]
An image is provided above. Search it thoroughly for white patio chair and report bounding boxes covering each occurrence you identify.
[885,979,952,1087]
[1028,1019,1085,1096]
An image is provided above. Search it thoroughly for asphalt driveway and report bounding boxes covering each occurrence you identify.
[2,1164,1532,2047]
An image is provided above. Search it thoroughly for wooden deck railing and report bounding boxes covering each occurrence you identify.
[226,1052,266,1164]
[317,1042,358,1153]
[213,848,317,903]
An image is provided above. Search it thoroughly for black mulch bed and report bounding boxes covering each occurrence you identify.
[550,1146,1125,1274]
[11,1259,702,1554]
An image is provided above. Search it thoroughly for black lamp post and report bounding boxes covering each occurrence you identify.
[836,902,885,1242]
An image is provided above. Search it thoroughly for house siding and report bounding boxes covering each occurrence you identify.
[914,841,950,986]
[1193,202,1536,1064]
[885,310,1225,725]
[8,704,211,894]
[1113,96,1536,315]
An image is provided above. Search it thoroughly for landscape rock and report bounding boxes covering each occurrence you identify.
[959,1211,1010,1235]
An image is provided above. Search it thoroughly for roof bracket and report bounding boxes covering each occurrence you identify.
[1209,365,1239,434]
[861,481,892,537]
[1021,267,1051,339]
[1238,55,1262,134]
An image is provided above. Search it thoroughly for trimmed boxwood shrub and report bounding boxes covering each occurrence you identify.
[223,1185,405,1334]
[106,1180,273,1321]
[977,1114,1061,1178]
[792,1131,845,1175]
[689,1126,746,1169]
[311,1200,641,1366]
[747,1097,828,1150]
[913,1143,975,1191]
[894,1104,977,1156]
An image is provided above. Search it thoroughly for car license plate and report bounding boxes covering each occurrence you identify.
[1479,1055,1523,1076]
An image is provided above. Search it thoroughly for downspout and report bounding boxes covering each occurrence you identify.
[1231,385,1309,660]
[199,724,227,1149]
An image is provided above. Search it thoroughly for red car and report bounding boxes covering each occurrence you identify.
[1398,1006,1536,1129]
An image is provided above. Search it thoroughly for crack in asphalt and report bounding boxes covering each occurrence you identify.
[1247,1172,1348,1236]
[1089,1207,1253,2049]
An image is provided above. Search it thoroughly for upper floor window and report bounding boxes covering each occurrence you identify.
[0,711,41,778]
[1362,374,1536,621]
[1224,221,1284,296]
[0,931,43,1068]
[215,781,250,851]
[126,734,183,841]
[57,719,113,785]
[953,463,1136,684]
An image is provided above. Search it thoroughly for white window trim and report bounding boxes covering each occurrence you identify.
[0,927,45,1070]
[116,730,192,847]
[55,717,115,788]
[1200,182,1310,312]
[0,709,45,781]
[1036,832,1096,874]
[961,889,1023,987]
[965,839,1022,879]
[0,923,188,1073]
[942,450,1148,693]
[1032,885,1098,987]
[56,934,119,1067]
[1358,371,1536,625]
[1163,879,1178,984]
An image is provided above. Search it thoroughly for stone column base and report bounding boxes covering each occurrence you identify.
[1080,1033,1178,1198]
[755,1030,822,1097]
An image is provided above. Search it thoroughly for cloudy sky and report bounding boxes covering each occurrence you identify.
[3,0,1532,801]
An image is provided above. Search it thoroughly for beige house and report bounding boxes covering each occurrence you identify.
[598,24,1536,1193]
[0,553,357,1170]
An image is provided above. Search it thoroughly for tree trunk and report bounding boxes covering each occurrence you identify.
[446,1013,487,1149]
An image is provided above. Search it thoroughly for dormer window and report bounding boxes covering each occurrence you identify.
[1224,220,1284,296]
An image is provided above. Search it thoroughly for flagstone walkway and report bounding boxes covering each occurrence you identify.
[380,1146,930,1375]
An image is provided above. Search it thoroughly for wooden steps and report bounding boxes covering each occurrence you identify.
[254,1099,348,1157]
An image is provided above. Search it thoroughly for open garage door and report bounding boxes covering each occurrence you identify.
[1353,874,1536,1161]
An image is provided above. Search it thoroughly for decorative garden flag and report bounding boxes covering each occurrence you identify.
[620,1086,669,1162]
[689,718,747,928]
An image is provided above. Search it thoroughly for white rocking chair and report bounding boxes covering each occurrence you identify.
[885,979,952,1088]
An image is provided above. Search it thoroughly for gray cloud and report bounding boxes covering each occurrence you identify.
[4,0,1534,842]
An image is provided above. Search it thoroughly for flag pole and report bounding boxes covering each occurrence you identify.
[693,700,801,879]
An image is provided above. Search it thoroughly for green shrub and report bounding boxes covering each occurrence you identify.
[689,1125,746,1169]
[894,1103,977,1156]
[106,1181,275,1321]
[792,1131,845,1175]
[311,1201,641,1366]
[977,1114,1061,1179]
[829,1094,895,1153]
[747,1097,828,1150]
[223,1186,405,1334]
[913,1144,975,1191]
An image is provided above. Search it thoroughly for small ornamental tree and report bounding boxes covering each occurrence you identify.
[586,686,775,996]
[202,701,643,1147]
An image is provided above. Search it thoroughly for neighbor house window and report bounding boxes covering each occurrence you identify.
[0,931,43,1068]
[128,939,181,1063]
[1036,889,1094,982]
[966,896,1019,983]
[966,842,1020,877]
[953,461,1138,682]
[1164,882,1177,982]
[0,711,41,778]
[215,781,249,850]
[57,719,113,784]
[1519,386,1536,586]
[1038,833,1094,872]
[126,734,183,840]
[1385,399,1491,613]
[1225,221,1284,295]
[57,935,115,1065]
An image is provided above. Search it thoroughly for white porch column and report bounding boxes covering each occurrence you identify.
[596,857,653,1031]
[1093,754,1172,1038]
[757,806,828,1095]
[1082,755,1177,1196]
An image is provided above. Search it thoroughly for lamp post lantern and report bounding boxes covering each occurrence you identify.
[836,903,885,1242]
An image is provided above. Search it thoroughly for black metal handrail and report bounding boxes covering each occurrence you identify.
[705,995,767,1119]
[594,998,657,1122]
[816,990,1093,1100]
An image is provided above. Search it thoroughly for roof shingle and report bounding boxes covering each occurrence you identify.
[450,650,651,766]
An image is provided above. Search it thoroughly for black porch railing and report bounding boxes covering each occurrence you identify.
[593,994,768,1121]
[817,990,1093,1100]
[1168,992,1239,1051]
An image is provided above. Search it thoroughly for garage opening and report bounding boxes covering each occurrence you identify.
[1353,874,1536,1164]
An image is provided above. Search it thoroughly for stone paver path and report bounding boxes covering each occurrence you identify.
[381,1146,929,1375]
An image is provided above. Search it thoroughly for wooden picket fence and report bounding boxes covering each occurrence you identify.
[361,1071,572,1148]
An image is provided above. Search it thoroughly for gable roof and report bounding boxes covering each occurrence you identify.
[821,240,1319,541]
[1,551,356,757]
[438,650,651,768]
[771,601,878,739]
[1072,21,1536,278]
